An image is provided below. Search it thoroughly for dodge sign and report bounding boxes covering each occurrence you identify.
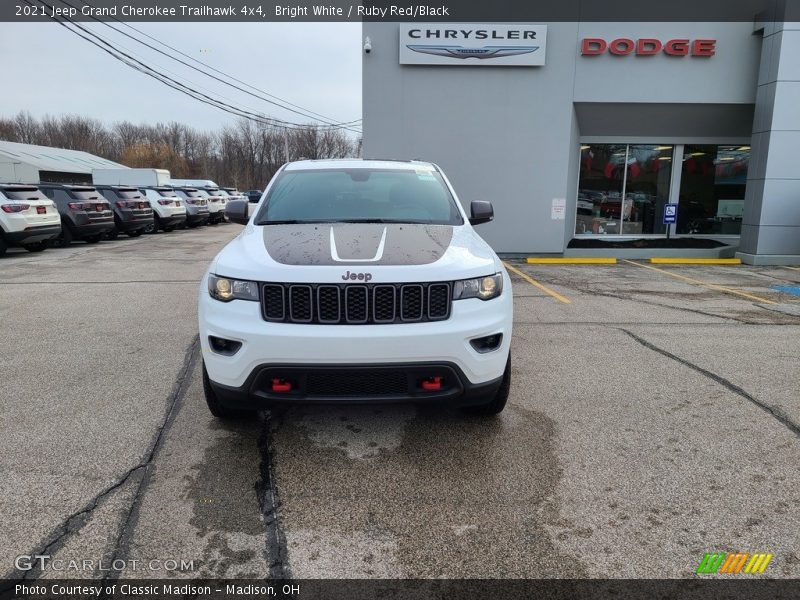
[399,24,547,66]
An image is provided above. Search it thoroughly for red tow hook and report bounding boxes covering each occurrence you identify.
[271,378,293,392]
[421,376,443,391]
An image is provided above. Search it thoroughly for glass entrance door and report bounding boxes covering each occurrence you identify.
[677,145,749,235]
[576,143,674,236]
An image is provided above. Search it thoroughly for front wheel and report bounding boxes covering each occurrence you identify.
[461,354,511,416]
[202,362,252,419]
[106,227,119,240]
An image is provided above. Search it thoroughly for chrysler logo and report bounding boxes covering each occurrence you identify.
[406,45,538,59]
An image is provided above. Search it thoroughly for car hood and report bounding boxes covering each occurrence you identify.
[211,222,501,283]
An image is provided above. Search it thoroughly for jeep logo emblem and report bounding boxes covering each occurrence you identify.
[342,271,373,282]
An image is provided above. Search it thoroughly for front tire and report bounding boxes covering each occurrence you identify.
[461,354,511,416]
[202,362,251,419]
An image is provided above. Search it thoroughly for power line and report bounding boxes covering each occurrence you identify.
[59,0,361,131]
[30,8,310,129]
[74,0,361,128]
[27,0,362,134]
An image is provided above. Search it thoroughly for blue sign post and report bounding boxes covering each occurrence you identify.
[663,203,678,239]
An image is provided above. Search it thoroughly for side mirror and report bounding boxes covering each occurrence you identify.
[225,199,249,225]
[469,201,494,226]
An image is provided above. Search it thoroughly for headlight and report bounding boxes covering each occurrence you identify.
[208,275,259,302]
[452,273,503,301]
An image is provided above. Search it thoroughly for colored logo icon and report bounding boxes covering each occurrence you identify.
[696,552,773,574]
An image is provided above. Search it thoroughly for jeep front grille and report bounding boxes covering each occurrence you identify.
[261,282,452,324]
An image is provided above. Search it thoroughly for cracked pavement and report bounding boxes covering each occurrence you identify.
[1,227,799,580]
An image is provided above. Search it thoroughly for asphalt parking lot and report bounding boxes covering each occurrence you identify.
[1,225,799,581]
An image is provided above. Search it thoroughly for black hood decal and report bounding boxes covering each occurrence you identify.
[263,223,454,266]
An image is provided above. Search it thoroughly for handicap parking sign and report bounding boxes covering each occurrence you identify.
[663,203,678,224]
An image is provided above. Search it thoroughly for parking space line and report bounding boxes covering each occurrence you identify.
[621,259,777,305]
[650,258,741,265]
[526,257,617,264]
[503,261,572,304]
[784,266,800,272]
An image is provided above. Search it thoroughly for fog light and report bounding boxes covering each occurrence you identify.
[208,336,242,356]
[470,333,503,354]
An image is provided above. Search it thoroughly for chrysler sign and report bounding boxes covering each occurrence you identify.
[399,24,547,66]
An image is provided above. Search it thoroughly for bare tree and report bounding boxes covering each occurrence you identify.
[0,113,359,190]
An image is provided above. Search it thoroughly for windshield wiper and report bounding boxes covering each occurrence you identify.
[337,219,406,224]
[257,219,337,225]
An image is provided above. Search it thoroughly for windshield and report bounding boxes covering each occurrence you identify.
[255,168,463,225]
[177,190,203,198]
[153,189,178,197]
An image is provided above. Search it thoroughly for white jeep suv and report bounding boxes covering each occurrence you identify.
[0,184,61,255]
[198,160,513,416]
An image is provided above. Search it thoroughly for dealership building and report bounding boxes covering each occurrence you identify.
[0,140,125,185]
[362,20,800,264]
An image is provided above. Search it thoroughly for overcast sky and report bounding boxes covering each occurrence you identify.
[0,22,361,133]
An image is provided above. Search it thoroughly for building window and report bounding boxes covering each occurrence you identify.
[576,143,673,235]
[677,145,749,235]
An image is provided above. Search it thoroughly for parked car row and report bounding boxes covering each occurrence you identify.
[0,182,246,256]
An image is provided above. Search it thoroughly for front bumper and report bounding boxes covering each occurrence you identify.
[3,224,62,244]
[199,274,513,394]
[208,361,504,409]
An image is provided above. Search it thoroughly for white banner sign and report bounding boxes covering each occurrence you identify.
[399,24,547,66]
[551,198,566,220]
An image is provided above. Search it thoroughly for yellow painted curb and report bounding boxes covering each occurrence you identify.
[649,258,742,265]
[526,257,617,264]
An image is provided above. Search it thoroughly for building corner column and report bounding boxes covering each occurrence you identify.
[737,19,800,265]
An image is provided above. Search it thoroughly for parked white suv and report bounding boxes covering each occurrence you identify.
[198,160,513,417]
[140,187,187,232]
[197,188,227,224]
[0,184,61,255]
